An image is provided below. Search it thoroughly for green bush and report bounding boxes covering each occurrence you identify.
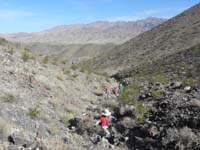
[7,48,15,55]
[119,83,140,104]
[1,93,16,103]
[182,78,197,87]
[57,73,65,81]
[63,69,71,75]
[196,57,200,65]
[42,56,49,64]
[60,113,74,126]
[52,58,58,65]
[80,66,93,74]
[71,64,78,70]
[21,49,35,62]
[151,89,165,99]
[0,38,8,45]
[27,105,41,119]
[134,101,151,123]
[151,74,170,84]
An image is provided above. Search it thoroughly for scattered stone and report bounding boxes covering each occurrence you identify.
[184,86,192,92]
[170,81,182,89]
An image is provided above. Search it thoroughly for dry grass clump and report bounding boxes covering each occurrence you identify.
[21,49,35,62]
[0,118,11,143]
[35,133,86,150]
[56,72,65,81]
[0,92,16,103]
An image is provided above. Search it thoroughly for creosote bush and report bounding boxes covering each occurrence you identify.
[151,74,170,84]
[151,89,165,99]
[27,105,41,119]
[56,73,65,81]
[0,118,9,140]
[21,49,35,62]
[119,82,140,104]
[1,93,16,103]
[134,101,150,123]
[0,38,8,45]
[60,113,74,126]
[7,48,15,55]
[71,64,78,70]
[42,56,49,64]
[182,78,197,87]
[63,69,71,75]
[52,58,58,65]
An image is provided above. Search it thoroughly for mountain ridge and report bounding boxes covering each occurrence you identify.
[90,3,200,73]
[0,17,166,45]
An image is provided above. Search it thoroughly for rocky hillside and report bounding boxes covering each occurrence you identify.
[66,41,200,149]
[0,3,200,150]
[1,35,200,150]
[91,3,200,73]
[1,18,165,45]
[0,40,122,149]
[21,42,115,63]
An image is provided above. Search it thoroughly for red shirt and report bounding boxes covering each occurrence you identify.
[100,116,110,127]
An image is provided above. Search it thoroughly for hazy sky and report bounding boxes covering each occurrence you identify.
[0,0,199,33]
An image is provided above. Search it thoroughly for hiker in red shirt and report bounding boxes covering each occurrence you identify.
[95,109,116,137]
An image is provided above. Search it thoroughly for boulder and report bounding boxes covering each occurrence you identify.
[170,81,182,89]
[149,126,160,137]
[184,86,192,93]
[8,132,34,147]
[189,99,200,108]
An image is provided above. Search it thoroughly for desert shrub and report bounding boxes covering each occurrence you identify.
[196,57,200,65]
[134,101,150,123]
[182,78,197,86]
[42,56,49,64]
[34,137,66,150]
[71,64,78,70]
[7,48,15,55]
[80,65,108,76]
[63,69,71,75]
[102,100,118,109]
[21,49,35,62]
[166,127,200,150]
[176,127,200,149]
[119,83,140,104]
[0,38,7,45]
[48,97,61,109]
[49,123,61,136]
[151,89,165,99]
[0,119,9,140]
[151,74,170,84]
[67,133,85,146]
[1,93,16,103]
[52,58,58,65]
[72,74,78,78]
[120,89,132,104]
[60,113,74,126]
[80,66,93,74]
[56,73,65,81]
[27,105,41,119]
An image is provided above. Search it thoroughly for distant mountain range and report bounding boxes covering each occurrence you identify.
[0,17,166,45]
[91,3,200,73]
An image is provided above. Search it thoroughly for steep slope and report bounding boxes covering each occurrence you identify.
[91,3,200,73]
[0,40,121,149]
[21,42,115,63]
[1,18,165,45]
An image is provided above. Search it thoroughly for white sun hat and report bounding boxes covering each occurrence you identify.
[104,109,111,116]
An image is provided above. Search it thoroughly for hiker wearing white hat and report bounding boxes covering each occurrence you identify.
[95,109,116,137]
